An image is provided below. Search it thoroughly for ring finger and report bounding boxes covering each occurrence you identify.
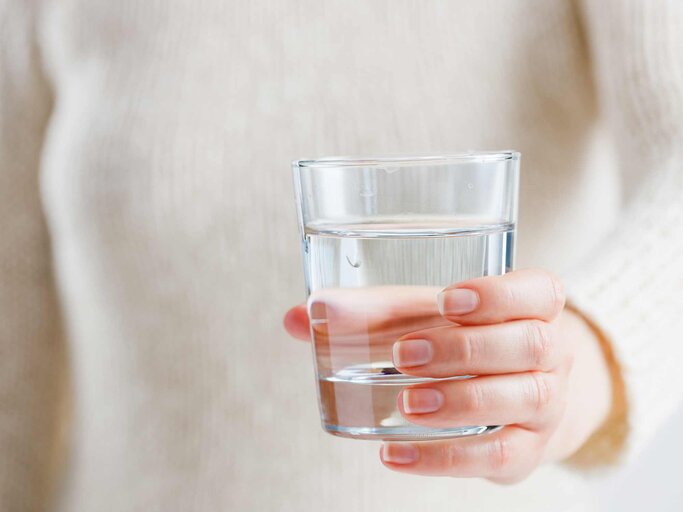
[397,371,564,430]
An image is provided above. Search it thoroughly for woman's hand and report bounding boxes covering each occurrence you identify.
[284,269,613,484]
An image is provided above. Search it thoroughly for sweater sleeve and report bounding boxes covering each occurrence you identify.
[565,0,683,464]
[0,1,65,509]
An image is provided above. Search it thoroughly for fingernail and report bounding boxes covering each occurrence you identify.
[308,300,329,321]
[437,288,479,316]
[401,388,444,414]
[381,443,419,464]
[392,339,433,368]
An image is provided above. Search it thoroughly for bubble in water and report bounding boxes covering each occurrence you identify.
[467,183,474,190]
[345,254,361,268]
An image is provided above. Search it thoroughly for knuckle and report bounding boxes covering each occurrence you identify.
[525,320,555,369]
[528,372,554,413]
[457,329,482,369]
[445,443,467,469]
[499,281,518,310]
[545,273,566,315]
[487,436,512,473]
[460,381,485,416]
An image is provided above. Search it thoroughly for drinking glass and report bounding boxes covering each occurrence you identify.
[292,152,520,440]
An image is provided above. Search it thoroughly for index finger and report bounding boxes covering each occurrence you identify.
[283,286,449,343]
[438,269,565,325]
[283,304,311,341]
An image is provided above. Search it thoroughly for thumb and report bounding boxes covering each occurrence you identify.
[283,304,311,341]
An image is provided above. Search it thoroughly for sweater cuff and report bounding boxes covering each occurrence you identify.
[562,300,628,469]
[562,268,683,468]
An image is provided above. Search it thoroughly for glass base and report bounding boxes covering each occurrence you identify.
[324,424,502,441]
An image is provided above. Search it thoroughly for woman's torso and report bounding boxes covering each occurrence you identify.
[40,1,614,510]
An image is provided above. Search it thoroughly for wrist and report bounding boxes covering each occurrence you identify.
[545,307,614,461]
[562,304,629,467]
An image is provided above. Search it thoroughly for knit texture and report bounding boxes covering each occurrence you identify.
[0,0,681,511]
[566,0,683,462]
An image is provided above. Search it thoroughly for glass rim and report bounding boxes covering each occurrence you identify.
[293,150,520,169]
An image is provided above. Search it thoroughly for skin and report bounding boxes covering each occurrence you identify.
[283,269,613,484]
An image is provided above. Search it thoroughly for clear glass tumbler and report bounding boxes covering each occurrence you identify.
[292,152,520,440]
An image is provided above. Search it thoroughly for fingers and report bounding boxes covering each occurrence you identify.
[284,286,449,344]
[397,372,564,430]
[309,286,445,336]
[438,269,565,325]
[283,304,310,341]
[393,319,565,377]
[380,427,541,483]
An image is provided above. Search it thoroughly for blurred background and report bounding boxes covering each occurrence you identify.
[2,1,683,511]
[598,406,683,511]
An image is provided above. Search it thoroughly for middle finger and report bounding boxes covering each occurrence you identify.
[397,371,563,430]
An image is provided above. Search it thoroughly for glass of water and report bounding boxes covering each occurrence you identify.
[292,152,520,441]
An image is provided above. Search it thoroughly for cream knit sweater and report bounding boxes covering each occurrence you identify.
[2,1,683,511]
